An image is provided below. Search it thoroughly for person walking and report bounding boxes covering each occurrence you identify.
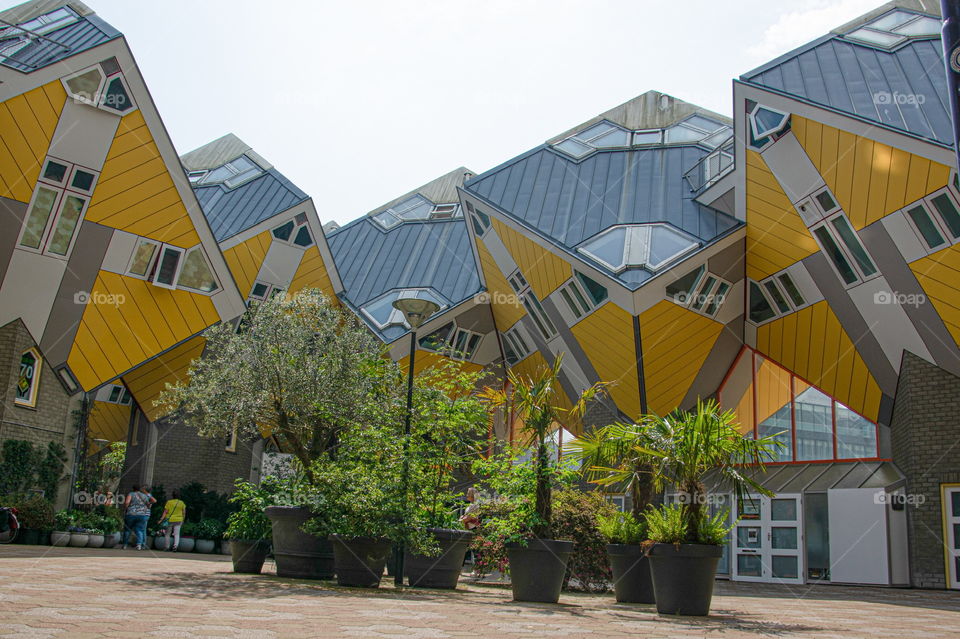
[160,490,187,552]
[122,484,155,550]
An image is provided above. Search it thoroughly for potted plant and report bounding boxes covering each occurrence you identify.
[13,494,54,546]
[177,522,196,552]
[478,354,608,603]
[194,518,223,553]
[51,510,73,546]
[403,361,486,589]
[160,291,392,580]
[85,526,105,548]
[567,420,660,603]
[640,400,779,616]
[224,479,273,574]
[101,508,122,548]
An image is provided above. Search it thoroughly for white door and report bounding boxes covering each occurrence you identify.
[945,486,960,589]
[733,494,804,584]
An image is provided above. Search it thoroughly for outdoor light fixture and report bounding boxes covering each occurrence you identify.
[391,297,440,586]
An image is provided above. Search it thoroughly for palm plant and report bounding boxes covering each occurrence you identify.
[479,354,608,539]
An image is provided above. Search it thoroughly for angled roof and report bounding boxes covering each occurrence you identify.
[740,5,951,147]
[464,92,740,289]
[0,1,121,72]
[183,134,309,243]
[328,170,482,341]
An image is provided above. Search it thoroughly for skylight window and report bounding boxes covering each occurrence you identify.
[554,121,631,158]
[373,194,435,229]
[0,7,78,45]
[361,289,447,329]
[577,224,699,273]
[552,116,731,159]
[845,9,940,49]
[198,155,263,188]
[749,104,790,141]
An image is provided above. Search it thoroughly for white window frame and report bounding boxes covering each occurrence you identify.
[272,214,314,248]
[748,104,790,141]
[152,244,185,290]
[522,292,557,341]
[558,277,597,322]
[361,289,446,330]
[14,347,42,408]
[187,170,207,184]
[748,270,810,325]
[430,203,460,219]
[17,157,98,260]
[98,72,137,114]
[922,187,960,243]
[503,324,532,366]
[687,274,732,317]
[447,327,483,361]
[809,213,879,288]
[507,271,529,294]
[175,246,221,295]
[248,281,284,302]
[61,65,105,107]
[125,237,161,280]
[43,192,90,259]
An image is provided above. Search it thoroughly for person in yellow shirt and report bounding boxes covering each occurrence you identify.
[160,490,187,552]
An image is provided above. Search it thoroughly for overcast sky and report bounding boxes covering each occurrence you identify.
[86,0,883,226]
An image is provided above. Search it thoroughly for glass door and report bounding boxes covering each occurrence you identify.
[733,494,804,584]
[946,486,960,589]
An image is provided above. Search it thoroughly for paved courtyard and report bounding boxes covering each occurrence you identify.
[0,546,958,638]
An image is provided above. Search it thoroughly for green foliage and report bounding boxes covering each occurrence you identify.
[224,479,275,541]
[195,518,225,540]
[146,485,167,533]
[596,510,646,545]
[160,289,397,477]
[54,509,76,531]
[479,355,607,538]
[553,488,616,593]
[13,494,54,530]
[38,442,67,501]
[99,507,123,534]
[0,439,42,497]
[644,504,733,546]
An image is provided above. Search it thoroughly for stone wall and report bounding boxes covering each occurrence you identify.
[891,351,960,589]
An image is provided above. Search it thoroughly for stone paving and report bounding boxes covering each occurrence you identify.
[0,546,959,638]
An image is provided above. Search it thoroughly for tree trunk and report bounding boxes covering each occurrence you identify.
[630,465,654,518]
[534,442,552,539]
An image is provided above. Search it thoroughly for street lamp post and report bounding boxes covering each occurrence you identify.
[391,298,439,587]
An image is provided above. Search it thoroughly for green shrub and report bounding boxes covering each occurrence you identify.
[13,494,54,530]
[597,510,646,545]
[54,509,75,531]
[553,488,615,593]
[0,440,41,496]
[223,479,274,542]
[195,518,225,541]
[644,504,732,545]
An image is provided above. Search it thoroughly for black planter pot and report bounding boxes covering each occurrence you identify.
[647,543,722,616]
[607,544,655,604]
[506,538,574,603]
[230,539,270,574]
[404,528,474,589]
[330,535,392,588]
[264,506,334,579]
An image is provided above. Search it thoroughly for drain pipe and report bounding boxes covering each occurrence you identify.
[942,1,960,170]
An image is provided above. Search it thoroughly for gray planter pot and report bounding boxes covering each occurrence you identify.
[647,543,722,616]
[154,535,170,550]
[51,531,70,546]
[230,539,269,574]
[86,534,105,548]
[330,535,391,587]
[102,532,119,548]
[265,506,334,579]
[506,539,574,603]
[607,543,655,604]
[404,528,474,589]
[68,533,89,547]
[195,539,216,554]
[177,536,195,552]
[221,540,231,555]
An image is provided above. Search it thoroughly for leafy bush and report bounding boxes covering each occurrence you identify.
[195,518,225,540]
[224,479,274,542]
[597,510,646,545]
[13,494,54,530]
[54,509,76,531]
[644,504,732,545]
[553,488,615,593]
[0,439,42,496]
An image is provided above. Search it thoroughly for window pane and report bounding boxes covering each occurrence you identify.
[632,130,661,145]
[870,9,916,30]
[71,169,95,192]
[273,220,295,241]
[101,76,133,112]
[201,165,233,184]
[777,273,805,307]
[556,138,594,158]
[43,160,68,183]
[177,248,218,292]
[465,334,481,359]
[753,107,787,137]
[648,225,697,268]
[576,272,608,305]
[251,282,268,299]
[795,386,834,461]
[579,227,627,269]
[20,187,59,249]
[590,128,630,147]
[155,246,182,286]
[577,122,616,141]
[569,282,592,313]
[892,16,940,36]
[293,225,313,247]
[560,287,583,319]
[836,403,877,459]
[129,240,157,276]
[930,193,960,238]
[664,124,704,143]
[109,385,122,403]
[771,527,798,549]
[16,351,37,403]
[846,27,905,47]
[666,265,704,303]
[736,526,761,549]
[362,294,399,326]
[692,276,716,311]
[952,491,960,518]
[814,226,858,284]
[815,190,837,213]
[46,195,85,256]
[758,404,792,461]
[704,282,729,316]
[65,68,103,100]
[737,554,762,577]
[764,280,791,313]
[771,499,798,521]
[749,281,776,323]
[906,204,946,248]
[831,216,877,276]
[771,555,798,579]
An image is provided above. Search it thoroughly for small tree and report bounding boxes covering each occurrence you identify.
[479,355,607,539]
[159,289,398,481]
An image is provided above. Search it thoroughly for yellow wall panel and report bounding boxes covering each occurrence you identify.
[397,350,483,379]
[755,301,881,421]
[87,400,132,443]
[793,115,951,230]
[475,237,526,332]
[490,219,570,299]
[571,302,640,421]
[912,246,960,346]
[288,245,336,300]
[67,271,218,391]
[0,81,66,203]
[123,335,207,422]
[223,231,272,299]
[85,111,200,248]
[745,150,818,280]
[640,300,724,417]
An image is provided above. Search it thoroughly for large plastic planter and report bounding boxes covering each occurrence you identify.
[647,543,722,615]
[607,543,655,604]
[230,540,269,574]
[330,535,391,587]
[404,528,474,589]
[265,506,334,579]
[506,539,574,603]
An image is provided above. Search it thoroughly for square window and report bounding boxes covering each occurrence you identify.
[777,273,806,308]
[70,169,96,192]
[771,555,799,579]
[128,239,159,277]
[153,245,184,288]
[906,204,946,249]
[42,160,68,184]
[929,192,960,239]
[771,499,797,521]
[814,190,838,214]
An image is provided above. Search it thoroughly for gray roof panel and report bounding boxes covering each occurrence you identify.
[1,14,120,72]
[742,36,952,146]
[194,169,309,242]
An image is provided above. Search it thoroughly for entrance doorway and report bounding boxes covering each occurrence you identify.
[944,485,960,589]
[732,494,804,584]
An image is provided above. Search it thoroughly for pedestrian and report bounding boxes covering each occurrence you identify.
[160,490,187,552]
[459,487,481,530]
[122,484,155,550]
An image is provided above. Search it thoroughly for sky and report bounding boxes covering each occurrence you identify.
[83,0,886,226]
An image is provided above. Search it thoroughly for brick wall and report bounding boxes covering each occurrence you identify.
[0,319,75,506]
[891,351,960,589]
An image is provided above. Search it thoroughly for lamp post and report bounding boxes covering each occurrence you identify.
[391,297,439,587]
